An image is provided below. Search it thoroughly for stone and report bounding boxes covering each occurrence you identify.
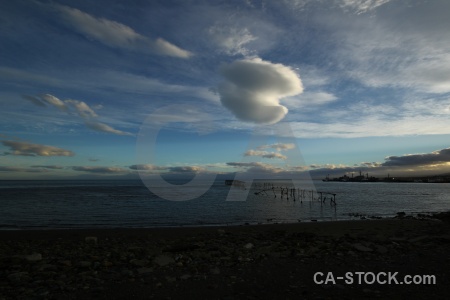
[25,253,42,262]
[180,274,192,280]
[244,243,254,250]
[352,243,372,252]
[153,255,175,267]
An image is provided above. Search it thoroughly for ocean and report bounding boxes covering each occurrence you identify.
[0,179,449,229]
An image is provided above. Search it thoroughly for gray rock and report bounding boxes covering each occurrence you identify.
[210,267,221,275]
[180,274,192,280]
[352,243,372,252]
[153,254,175,267]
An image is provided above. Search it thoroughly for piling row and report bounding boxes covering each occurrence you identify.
[253,183,336,205]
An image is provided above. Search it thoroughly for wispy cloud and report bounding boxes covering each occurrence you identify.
[208,26,257,56]
[244,150,287,160]
[85,121,133,136]
[0,166,49,173]
[57,4,192,58]
[31,165,64,169]
[2,140,75,157]
[129,164,168,171]
[257,143,296,151]
[338,0,391,14]
[72,166,128,173]
[218,58,303,124]
[23,94,133,136]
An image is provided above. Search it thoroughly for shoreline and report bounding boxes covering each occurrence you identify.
[1,217,449,299]
[1,211,445,232]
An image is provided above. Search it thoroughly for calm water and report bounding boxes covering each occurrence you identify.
[0,179,449,229]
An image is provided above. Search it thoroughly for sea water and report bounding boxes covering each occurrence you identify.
[0,179,449,229]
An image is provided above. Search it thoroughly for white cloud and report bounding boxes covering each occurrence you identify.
[23,93,133,136]
[244,150,287,160]
[209,26,257,56]
[72,166,127,173]
[2,140,75,157]
[284,92,338,109]
[338,0,391,14]
[129,164,168,171]
[218,58,303,124]
[57,5,192,58]
[65,100,98,118]
[85,121,133,136]
[40,94,67,111]
[257,143,296,151]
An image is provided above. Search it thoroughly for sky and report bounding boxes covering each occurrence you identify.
[1,0,450,180]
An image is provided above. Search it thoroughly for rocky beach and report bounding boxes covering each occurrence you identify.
[1,214,449,299]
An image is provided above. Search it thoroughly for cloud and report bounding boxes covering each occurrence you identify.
[257,143,296,151]
[23,93,132,136]
[31,165,64,169]
[57,5,192,58]
[72,166,127,173]
[244,150,287,160]
[168,166,206,173]
[218,58,303,124]
[338,0,391,14]
[31,95,98,118]
[2,140,75,157]
[40,94,67,111]
[129,164,168,171]
[65,100,98,118]
[85,121,133,136]
[130,164,207,173]
[208,26,257,56]
[284,92,338,109]
[22,95,46,107]
[0,166,49,173]
[383,148,450,167]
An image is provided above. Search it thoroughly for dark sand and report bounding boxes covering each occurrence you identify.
[1,217,449,299]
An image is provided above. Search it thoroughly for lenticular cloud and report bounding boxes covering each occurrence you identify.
[218,58,303,124]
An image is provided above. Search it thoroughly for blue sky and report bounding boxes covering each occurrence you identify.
[1,0,450,180]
